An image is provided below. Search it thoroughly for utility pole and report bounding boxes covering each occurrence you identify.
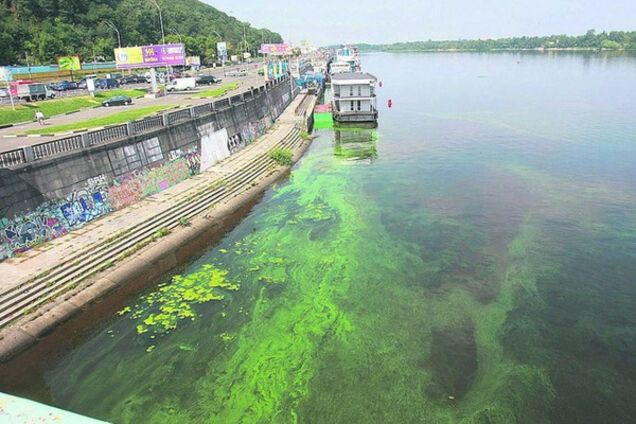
[243,24,248,63]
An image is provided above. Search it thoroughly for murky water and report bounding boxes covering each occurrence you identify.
[4,52,636,423]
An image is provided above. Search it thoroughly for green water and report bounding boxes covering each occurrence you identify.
[4,52,636,423]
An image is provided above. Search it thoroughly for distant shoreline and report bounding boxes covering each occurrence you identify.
[361,48,636,53]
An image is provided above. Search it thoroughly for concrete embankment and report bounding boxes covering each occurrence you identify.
[0,92,318,363]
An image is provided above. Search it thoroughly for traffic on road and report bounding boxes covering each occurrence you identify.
[0,64,262,106]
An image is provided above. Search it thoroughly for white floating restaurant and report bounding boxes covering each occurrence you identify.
[331,72,378,123]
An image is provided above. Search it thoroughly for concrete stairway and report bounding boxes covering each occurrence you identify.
[0,95,310,331]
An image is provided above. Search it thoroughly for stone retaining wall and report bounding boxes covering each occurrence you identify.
[0,77,298,260]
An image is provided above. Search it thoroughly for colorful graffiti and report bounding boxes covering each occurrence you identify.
[240,118,272,145]
[107,156,195,210]
[0,175,112,260]
[0,149,205,261]
[0,108,282,261]
[169,148,201,176]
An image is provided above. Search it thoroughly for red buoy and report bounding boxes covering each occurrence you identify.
[388,99,393,108]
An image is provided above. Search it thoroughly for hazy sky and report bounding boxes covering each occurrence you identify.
[204,0,636,46]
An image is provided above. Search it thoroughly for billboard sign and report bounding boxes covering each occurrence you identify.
[217,42,228,60]
[186,56,201,67]
[115,44,185,69]
[58,55,81,71]
[259,43,292,55]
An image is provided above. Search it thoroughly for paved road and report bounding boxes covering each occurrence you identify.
[0,60,266,106]
[0,67,273,152]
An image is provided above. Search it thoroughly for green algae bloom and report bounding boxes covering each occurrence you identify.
[118,264,238,336]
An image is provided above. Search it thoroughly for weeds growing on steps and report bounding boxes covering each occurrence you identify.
[268,148,293,166]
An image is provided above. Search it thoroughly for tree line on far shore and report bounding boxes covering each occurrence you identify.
[358,30,636,52]
[0,0,283,66]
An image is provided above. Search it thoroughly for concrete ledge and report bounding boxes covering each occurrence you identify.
[68,278,119,309]
[0,329,36,362]
[101,256,157,288]
[21,301,81,339]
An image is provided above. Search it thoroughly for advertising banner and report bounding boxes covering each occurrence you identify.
[217,42,228,59]
[186,56,201,67]
[115,44,185,69]
[57,55,81,71]
[259,43,292,55]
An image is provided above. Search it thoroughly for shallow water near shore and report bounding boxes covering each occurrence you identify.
[4,52,636,423]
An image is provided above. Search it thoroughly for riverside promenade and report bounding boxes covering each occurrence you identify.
[0,92,317,361]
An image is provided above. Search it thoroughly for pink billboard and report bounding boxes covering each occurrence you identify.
[260,43,292,55]
[115,44,186,69]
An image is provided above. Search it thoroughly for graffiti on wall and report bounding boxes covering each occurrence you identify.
[240,117,272,145]
[0,175,112,260]
[107,154,198,210]
[0,150,201,260]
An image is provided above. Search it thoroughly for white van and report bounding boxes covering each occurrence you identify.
[167,77,196,91]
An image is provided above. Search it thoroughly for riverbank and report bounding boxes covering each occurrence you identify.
[0,92,317,363]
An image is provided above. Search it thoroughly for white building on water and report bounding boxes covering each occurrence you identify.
[331,72,378,123]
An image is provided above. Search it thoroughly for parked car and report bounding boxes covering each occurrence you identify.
[196,75,222,86]
[167,77,196,91]
[120,75,145,85]
[225,69,247,77]
[0,88,8,98]
[102,95,132,107]
[95,78,120,89]
[52,80,78,91]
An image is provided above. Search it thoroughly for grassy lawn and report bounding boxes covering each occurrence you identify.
[0,89,147,126]
[197,82,241,98]
[24,104,173,135]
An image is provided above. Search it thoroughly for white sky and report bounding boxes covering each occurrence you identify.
[204,0,636,46]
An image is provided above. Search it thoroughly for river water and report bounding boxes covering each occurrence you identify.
[3,52,636,423]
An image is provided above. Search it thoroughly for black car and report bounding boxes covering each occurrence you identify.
[95,78,120,89]
[120,75,145,85]
[52,80,78,91]
[196,75,222,86]
[102,95,132,107]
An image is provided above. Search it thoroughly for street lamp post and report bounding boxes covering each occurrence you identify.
[149,0,165,44]
[148,0,166,88]
[104,20,122,48]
